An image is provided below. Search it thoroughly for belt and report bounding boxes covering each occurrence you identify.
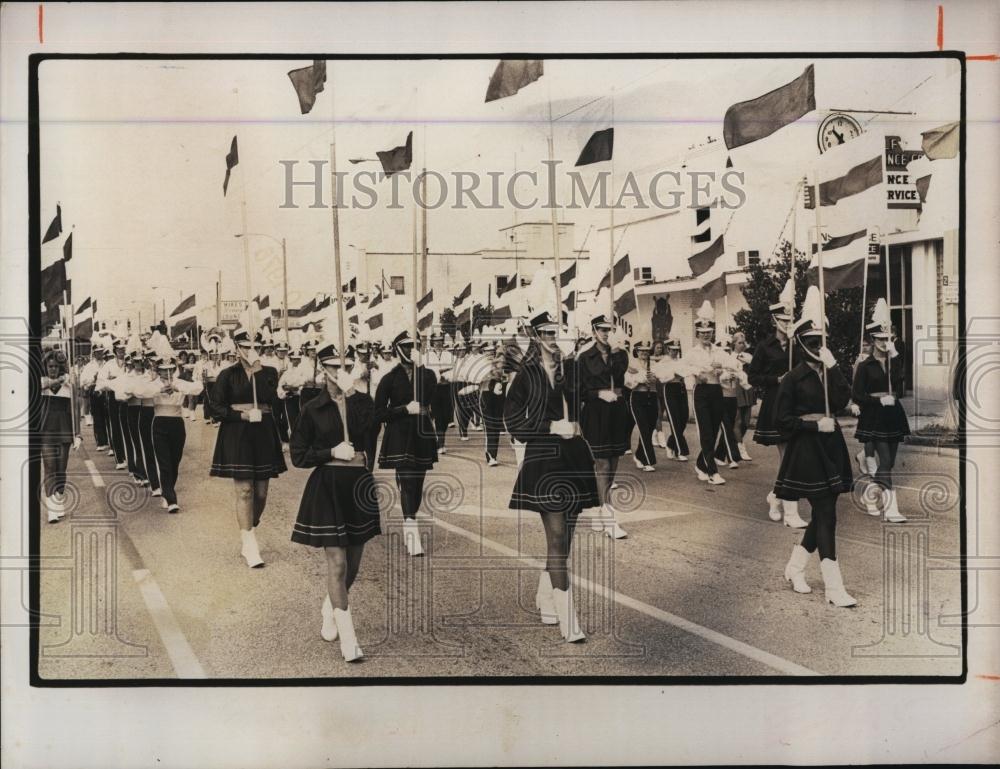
[153,405,184,418]
[801,412,836,422]
[328,453,367,468]
[232,403,272,414]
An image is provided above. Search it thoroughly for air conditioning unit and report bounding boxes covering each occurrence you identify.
[634,266,654,283]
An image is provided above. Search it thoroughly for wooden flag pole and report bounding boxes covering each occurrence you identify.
[329,63,347,368]
[813,170,830,418]
[411,172,420,401]
[789,179,799,373]
[859,242,871,355]
[883,231,894,396]
[608,88,616,327]
[234,89,259,410]
[62,290,79,440]
[546,95,570,422]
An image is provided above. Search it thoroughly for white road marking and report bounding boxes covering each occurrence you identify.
[133,569,206,679]
[425,514,818,676]
[84,459,105,487]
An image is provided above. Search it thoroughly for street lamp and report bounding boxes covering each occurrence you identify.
[128,299,155,331]
[235,232,289,345]
[184,265,222,327]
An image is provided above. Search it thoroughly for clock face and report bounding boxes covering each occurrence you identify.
[818,113,863,153]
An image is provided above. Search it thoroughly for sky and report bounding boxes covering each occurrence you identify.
[37,56,960,329]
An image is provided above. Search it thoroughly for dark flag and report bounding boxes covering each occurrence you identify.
[701,273,727,301]
[63,231,73,261]
[42,205,62,244]
[614,288,636,317]
[417,311,434,332]
[369,287,383,309]
[416,289,434,313]
[346,295,356,310]
[921,121,959,160]
[366,313,383,330]
[597,254,631,291]
[41,259,67,317]
[496,273,517,297]
[809,228,867,255]
[484,60,544,103]
[456,306,471,327]
[724,65,815,150]
[223,136,239,196]
[804,156,882,209]
[170,294,196,317]
[489,305,512,325]
[257,295,270,311]
[575,128,614,167]
[559,262,576,288]
[453,282,472,307]
[287,60,327,115]
[377,132,413,177]
[807,259,866,291]
[563,291,576,311]
[688,234,725,277]
[725,156,734,169]
[76,297,91,314]
[171,315,198,342]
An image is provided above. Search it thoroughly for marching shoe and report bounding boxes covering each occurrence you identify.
[240,529,265,568]
[96,444,109,451]
[439,446,448,455]
[707,473,726,485]
[739,441,752,461]
[767,491,782,522]
[45,496,63,523]
[653,430,663,448]
[108,449,115,456]
[600,505,628,539]
[590,511,605,532]
[642,465,655,473]
[332,607,364,662]
[85,414,93,426]
[151,488,162,497]
[460,436,469,442]
[167,504,179,514]
[624,449,632,456]
[535,571,559,625]
[403,519,424,557]
[161,498,169,509]
[820,558,857,607]
[320,595,339,641]
[782,499,808,528]
[695,467,709,482]
[448,421,455,427]
[633,455,645,469]
[665,447,676,459]
[863,484,882,516]
[866,456,879,475]
[882,488,907,523]
[728,461,739,469]
[783,544,813,594]
[487,456,499,467]
[610,482,620,491]
[115,462,127,470]
[855,450,868,475]
[552,587,586,642]
[676,454,689,462]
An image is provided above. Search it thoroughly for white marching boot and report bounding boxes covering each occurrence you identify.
[783,545,813,594]
[403,518,424,557]
[739,441,752,461]
[856,450,868,475]
[820,558,857,607]
[597,504,628,539]
[321,595,339,641]
[782,499,808,529]
[882,488,907,523]
[240,528,265,568]
[767,491,782,522]
[46,496,63,523]
[535,571,559,625]
[863,483,882,516]
[865,456,879,475]
[551,587,586,643]
[332,607,364,661]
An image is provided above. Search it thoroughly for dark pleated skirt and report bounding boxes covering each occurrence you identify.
[773,427,853,501]
[377,413,438,469]
[509,435,599,516]
[580,397,629,458]
[855,401,911,443]
[209,413,287,480]
[291,465,381,548]
[752,384,783,445]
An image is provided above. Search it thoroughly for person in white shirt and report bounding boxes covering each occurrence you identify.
[425,334,454,453]
[96,341,129,467]
[81,349,110,449]
[278,348,308,433]
[687,301,727,486]
[150,357,204,513]
[39,350,82,523]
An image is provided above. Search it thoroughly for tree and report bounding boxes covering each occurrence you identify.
[732,240,871,383]
[439,307,458,339]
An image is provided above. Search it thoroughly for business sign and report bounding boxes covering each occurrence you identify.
[884,136,924,210]
[220,299,247,323]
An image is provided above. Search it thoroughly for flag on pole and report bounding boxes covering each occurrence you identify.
[453,282,472,307]
[806,228,869,290]
[575,128,614,167]
[563,291,576,312]
[921,121,959,160]
[559,262,576,288]
[377,132,413,177]
[74,297,94,340]
[287,60,327,114]
[691,207,712,245]
[170,294,197,317]
[369,286,383,309]
[416,289,434,313]
[804,156,882,209]
[597,253,632,291]
[367,313,383,331]
[688,234,725,277]
[496,273,518,297]
[723,64,815,149]
[223,136,239,196]
[63,231,74,261]
[42,204,62,244]
[484,59,544,102]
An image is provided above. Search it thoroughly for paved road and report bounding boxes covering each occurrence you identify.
[38,416,963,680]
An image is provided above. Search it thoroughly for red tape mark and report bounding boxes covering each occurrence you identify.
[937,5,944,50]
[38,3,43,44]
[977,674,1000,681]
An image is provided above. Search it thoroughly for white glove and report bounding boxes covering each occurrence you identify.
[405,401,421,415]
[598,389,619,403]
[493,383,503,395]
[886,341,898,358]
[849,403,861,416]
[817,417,836,433]
[247,408,262,423]
[549,419,575,439]
[736,352,752,364]
[817,347,837,369]
[72,435,83,451]
[331,441,355,462]
[880,395,896,407]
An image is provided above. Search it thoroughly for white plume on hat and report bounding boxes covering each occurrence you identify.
[218,333,236,355]
[525,268,557,315]
[149,329,175,361]
[695,300,715,325]
[125,333,143,356]
[778,278,795,316]
[870,297,891,333]
[795,285,826,334]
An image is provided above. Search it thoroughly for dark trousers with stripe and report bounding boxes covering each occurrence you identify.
[660,382,690,457]
[395,469,427,520]
[41,442,70,497]
[481,390,503,461]
[126,405,145,480]
[203,382,216,422]
[283,394,301,437]
[432,382,453,449]
[714,396,743,464]
[89,391,109,447]
[107,393,127,463]
[152,416,186,506]
[693,383,724,476]
[629,390,659,467]
[455,385,474,437]
[139,406,159,490]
